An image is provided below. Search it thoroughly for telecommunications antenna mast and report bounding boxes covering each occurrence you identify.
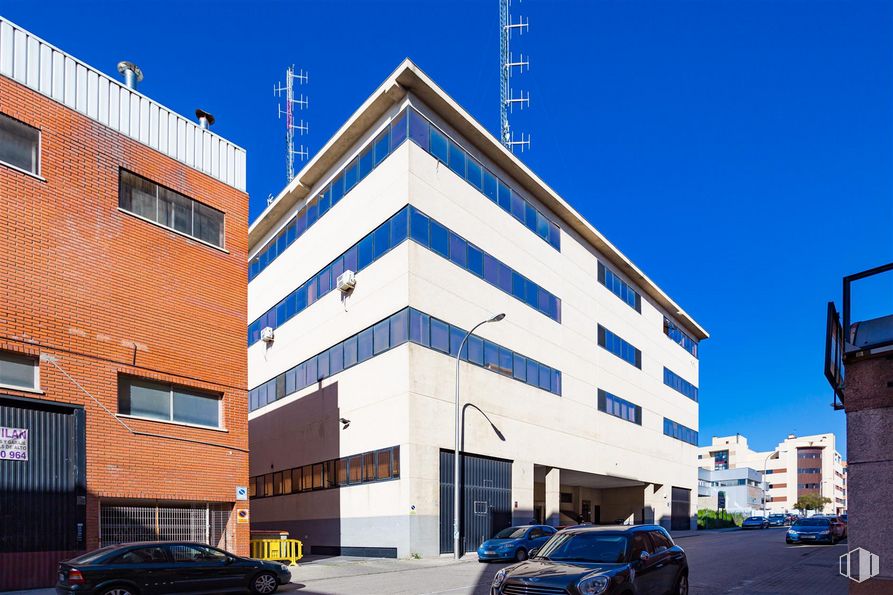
[274,65,310,183]
[500,0,530,152]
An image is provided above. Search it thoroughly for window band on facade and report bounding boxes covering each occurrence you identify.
[663,367,698,402]
[249,106,562,282]
[248,307,561,412]
[597,389,641,425]
[597,261,640,312]
[249,446,401,498]
[663,418,698,445]
[247,205,561,345]
[597,324,642,369]
[663,316,698,358]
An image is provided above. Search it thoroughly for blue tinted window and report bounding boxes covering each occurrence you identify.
[467,159,483,190]
[357,328,374,362]
[483,253,498,285]
[296,212,308,236]
[307,199,319,226]
[448,141,465,177]
[483,170,498,202]
[664,367,698,401]
[358,234,374,270]
[344,336,358,368]
[511,191,525,221]
[512,272,525,299]
[317,351,330,379]
[329,344,344,375]
[318,267,332,295]
[467,244,483,277]
[598,325,641,369]
[359,147,374,179]
[513,353,527,381]
[373,222,391,259]
[306,357,318,385]
[484,341,498,371]
[497,180,511,211]
[391,112,408,149]
[468,335,484,366]
[285,221,297,244]
[431,319,449,353]
[539,364,551,390]
[373,320,390,355]
[391,207,408,245]
[318,192,331,218]
[450,326,465,358]
[549,223,560,249]
[430,128,448,163]
[498,348,513,376]
[408,109,429,150]
[430,220,449,258]
[332,257,344,282]
[344,159,359,191]
[525,203,536,231]
[526,359,538,385]
[390,309,409,345]
[449,233,467,268]
[497,262,512,294]
[410,310,430,346]
[374,131,389,165]
[331,175,344,204]
[410,209,430,245]
[343,245,358,274]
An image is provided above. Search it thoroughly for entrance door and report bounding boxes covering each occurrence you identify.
[439,450,512,554]
[582,500,591,523]
[671,487,691,530]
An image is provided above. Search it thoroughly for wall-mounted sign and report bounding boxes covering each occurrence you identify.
[237,509,250,524]
[236,486,248,501]
[0,427,28,461]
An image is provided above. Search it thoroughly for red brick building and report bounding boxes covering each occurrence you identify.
[0,18,248,589]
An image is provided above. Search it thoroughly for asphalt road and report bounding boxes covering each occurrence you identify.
[282,527,851,595]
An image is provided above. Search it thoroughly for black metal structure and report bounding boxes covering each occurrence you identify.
[670,486,691,531]
[825,301,846,409]
[0,394,86,553]
[439,450,512,554]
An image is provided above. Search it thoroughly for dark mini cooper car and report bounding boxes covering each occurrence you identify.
[55,541,292,595]
[491,525,688,595]
[478,525,557,562]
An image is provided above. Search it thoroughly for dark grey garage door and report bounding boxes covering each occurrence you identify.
[671,486,691,531]
[439,450,511,554]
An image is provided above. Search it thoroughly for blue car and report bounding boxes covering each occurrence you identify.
[786,517,845,545]
[477,525,557,562]
[741,516,769,529]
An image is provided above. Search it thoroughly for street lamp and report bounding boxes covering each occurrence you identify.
[454,313,505,560]
[762,450,778,517]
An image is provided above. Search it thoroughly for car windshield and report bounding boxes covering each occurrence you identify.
[746,517,763,521]
[68,546,120,564]
[769,515,783,518]
[494,527,528,539]
[794,518,830,527]
[536,532,628,563]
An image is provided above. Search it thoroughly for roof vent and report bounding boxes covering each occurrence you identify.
[195,109,215,130]
[117,61,143,91]
[787,434,797,440]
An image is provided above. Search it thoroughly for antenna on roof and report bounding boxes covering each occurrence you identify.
[500,0,530,153]
[274,65,310,183]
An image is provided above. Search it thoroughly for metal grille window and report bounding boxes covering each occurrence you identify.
[100,502,232,549]
[119,170,225,248]
[0,112,39,175]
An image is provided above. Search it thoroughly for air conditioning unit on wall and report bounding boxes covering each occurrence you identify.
[261,326,275,343]
[336,270,356,292]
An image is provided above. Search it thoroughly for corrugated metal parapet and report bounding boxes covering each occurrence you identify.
[0,17,247,192]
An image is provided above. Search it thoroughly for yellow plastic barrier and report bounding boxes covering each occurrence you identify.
[250,538,303,565]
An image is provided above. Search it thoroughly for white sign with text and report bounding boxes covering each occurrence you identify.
[0,427,28,461]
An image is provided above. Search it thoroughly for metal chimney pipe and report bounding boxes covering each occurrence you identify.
[195,109,215,130]
[116,61,143,90]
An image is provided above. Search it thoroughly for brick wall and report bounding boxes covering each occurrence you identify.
[0,74,249,560]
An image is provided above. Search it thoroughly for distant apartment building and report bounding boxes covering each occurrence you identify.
[697,467,763,516]
[698,433,846,515]
[826,262,893,591]
[246,59,708,558]
[0,18,248,589]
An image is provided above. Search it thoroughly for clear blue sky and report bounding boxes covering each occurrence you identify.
[7,0,892,456]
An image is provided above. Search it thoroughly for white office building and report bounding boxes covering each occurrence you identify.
[246,60,708,557]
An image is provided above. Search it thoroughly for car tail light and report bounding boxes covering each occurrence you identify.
[67,569,86,585]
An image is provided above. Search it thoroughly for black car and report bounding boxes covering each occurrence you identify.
[55,541,292,595]
[491,525,688,595]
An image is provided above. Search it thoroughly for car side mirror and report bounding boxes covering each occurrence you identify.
[529,548,539,558]
[639,551,651,562]
[225,555,235,565]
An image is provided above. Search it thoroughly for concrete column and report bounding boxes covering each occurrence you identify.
[545,468,561,527]
[512,460,535,525]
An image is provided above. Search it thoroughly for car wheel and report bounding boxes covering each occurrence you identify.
[251,572,279,595]
[675,571,689,595]
[515,548,528,562]
[99,587,138,595]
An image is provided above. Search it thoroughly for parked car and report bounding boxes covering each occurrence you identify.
[827,515,848,537]
[786,517,846,545]
[55,541,292,595]
[741,516,770,529]
[767,514,787,527]
[840,514,848,524]
[478,525,557,562]
[490,525,688,595]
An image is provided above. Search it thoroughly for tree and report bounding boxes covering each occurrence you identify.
[794,493,832,515]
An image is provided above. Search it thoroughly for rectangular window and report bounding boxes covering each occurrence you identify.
[597,325,642,369]
[597,262,640,312]
[663,418,698,445]
[430,319,450,353]
[0,112,39,175]
[373,320,390,355]
[664,367,699,402]
[377,448,391,479]
[357,328,374,362]
[597,389,642,425]
[119,376,220,428]
[119,170,224,248]
[349,455,363,483]
[0,351,38,390]
[663,317,699,358]
[364,452,375,481]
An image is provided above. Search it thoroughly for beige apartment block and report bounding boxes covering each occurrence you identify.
[245,60,707,558]
[699,433,846,515]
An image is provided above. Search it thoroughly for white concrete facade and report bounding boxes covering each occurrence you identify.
[699,433,846,515]
[247,61,707,558]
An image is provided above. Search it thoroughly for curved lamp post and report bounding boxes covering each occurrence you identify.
[454,313,505,560]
